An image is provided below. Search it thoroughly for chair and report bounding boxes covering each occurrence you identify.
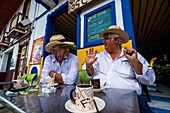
[26,74,37,86]
[150,57,157,67]
[22,67,38,87]
[141,57,158,102]
[140,57,158,102]
[21,73,37,86]
[79,70,91,84]
[141,84,151,102]
[21,74,28,80]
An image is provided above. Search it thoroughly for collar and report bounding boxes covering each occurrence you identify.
[120,47,129,61]
[52,54,70,63]
[104,47,125,59]
[103,47,129,62]
[118,47,123,57]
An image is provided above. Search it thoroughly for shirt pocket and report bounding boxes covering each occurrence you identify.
[118,62,135,79]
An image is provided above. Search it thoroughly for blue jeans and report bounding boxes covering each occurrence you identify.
[138,95,153,113]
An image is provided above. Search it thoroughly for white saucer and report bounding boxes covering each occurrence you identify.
[93,86,106,93]
[42,83,58,87]
[65,96,105,113]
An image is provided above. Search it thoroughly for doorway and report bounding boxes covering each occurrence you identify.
[43,2,77,58]
[5,52,13,81]
[53,11,77,54]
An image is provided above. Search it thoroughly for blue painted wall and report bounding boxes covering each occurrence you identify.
[122,0,136,49]
[43,1,68,58]
[43,0,135,58]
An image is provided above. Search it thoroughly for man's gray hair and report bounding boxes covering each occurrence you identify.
[110,34,123,44]
[51,45,58,54]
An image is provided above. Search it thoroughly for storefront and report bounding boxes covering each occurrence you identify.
[35,0,135,71]
[0,0,135,85]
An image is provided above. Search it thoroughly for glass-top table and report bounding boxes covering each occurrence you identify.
[0,85,139,113]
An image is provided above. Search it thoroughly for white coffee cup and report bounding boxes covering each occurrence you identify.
[13,79,23,89]
[70,84,94,111]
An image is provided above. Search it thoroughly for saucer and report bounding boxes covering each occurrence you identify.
[7,86,29,92]
[93,86,106,93]
[42,83,58,87]
[65,96,105,113]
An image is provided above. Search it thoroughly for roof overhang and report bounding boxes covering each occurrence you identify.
[7,28,27,38]
[0,42,8,48]
[0,0,23,33]
[35,0,58,10]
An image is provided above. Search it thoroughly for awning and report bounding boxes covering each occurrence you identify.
[0,42,8,48]
[35,0,58,10]
[7,28,27,38]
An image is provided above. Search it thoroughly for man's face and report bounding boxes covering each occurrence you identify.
[102,34,115,52]
[56,44,70,58]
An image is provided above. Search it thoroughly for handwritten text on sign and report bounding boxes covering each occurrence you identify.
[68,0,94,13]
[87,7,112,43]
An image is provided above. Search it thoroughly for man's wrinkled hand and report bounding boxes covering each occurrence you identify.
[86,48,98,66]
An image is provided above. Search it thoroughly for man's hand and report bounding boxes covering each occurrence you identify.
[55,73,64,84]
[124,48,142,75]
[49,71,64,84]
[86,48,98,67]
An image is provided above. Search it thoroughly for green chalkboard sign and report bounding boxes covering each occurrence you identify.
[87,7,112,43]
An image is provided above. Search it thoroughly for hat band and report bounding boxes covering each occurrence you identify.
[104,32,119,36]
[59,39,67,42]
[51,39,67,42]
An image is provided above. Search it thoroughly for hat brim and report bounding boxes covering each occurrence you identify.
[99,29,129,43]
[45,41,74,52]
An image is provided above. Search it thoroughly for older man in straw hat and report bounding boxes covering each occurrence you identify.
[86,25,155,113]
[41,34,79,85]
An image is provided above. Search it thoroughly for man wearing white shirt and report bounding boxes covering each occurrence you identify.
[41,34,79,85]
[86,25,155,113]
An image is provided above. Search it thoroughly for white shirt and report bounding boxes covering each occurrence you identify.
[92,48,155,95]
[41,53,79,84]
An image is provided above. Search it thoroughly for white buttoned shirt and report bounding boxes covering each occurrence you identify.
[92,48,155,95]
[41,53,79,85]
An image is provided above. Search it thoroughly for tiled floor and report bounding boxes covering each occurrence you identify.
[148,83,170,113]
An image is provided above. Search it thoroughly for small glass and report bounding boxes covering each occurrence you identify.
[42,77,56,93]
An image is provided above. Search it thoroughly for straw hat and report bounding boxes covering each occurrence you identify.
[45,34,74,52]
[99,25,129,43]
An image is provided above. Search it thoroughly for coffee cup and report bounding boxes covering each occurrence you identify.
[70,84,94,111]
[13,79,24,89]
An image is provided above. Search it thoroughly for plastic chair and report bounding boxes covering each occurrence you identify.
[141,57,157,102]
[21,74,28,80]
[26,74,37,86]
[150,57,157,67]
[141,84,151,102]
[22,67,38,86]
[79,70,91,84]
